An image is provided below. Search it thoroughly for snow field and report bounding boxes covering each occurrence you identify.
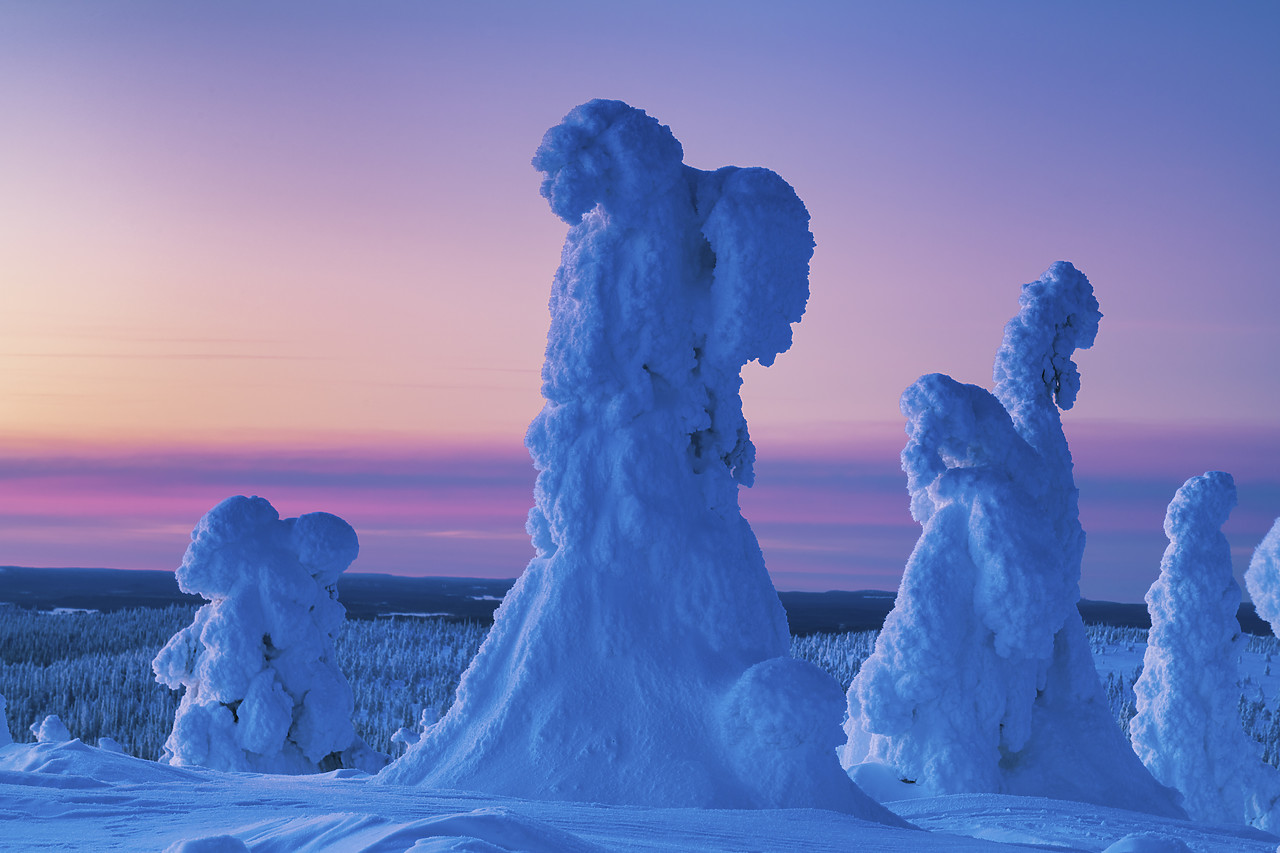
[4,718,1280,852]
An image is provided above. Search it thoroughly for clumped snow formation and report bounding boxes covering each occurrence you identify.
[1131,472,1280,828]
[1246,518,1280,636]
[383,99,889,820]
[30,715,71,744]
[0,693,10,746]
[152,495,385,774]
[844,263,1184,817]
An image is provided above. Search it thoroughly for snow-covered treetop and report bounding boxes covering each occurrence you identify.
[992,260,1101,419]
[527,98,812,488]
[1163,471,1238,543]
[1145,471,1239,635]
[1245,519,1280,634]
[177,495,358,597]
[899,372,1040,524]
[533,98,685,227]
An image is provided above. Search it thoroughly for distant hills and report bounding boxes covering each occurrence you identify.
[0,566,1271,636]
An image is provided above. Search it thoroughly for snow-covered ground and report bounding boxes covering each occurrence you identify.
[3,733,1278,852]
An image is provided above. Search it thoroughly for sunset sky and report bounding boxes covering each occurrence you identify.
[2,2,1277,602]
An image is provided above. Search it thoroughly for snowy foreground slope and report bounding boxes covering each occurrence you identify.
[3,738,1278,852]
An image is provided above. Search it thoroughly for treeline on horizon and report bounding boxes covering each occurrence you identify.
[2,566,1273,636]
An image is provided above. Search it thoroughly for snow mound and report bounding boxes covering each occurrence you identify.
[0,736,204,787]
[844,264,1182,818]
[382,99,890,821]
[230,808,607,853]
[31,714,71,744]
[1132,472,1280,829]
[1246,518,1280,636]
[153,495,385,775]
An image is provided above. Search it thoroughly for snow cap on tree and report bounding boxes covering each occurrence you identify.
[992,260,1101,417]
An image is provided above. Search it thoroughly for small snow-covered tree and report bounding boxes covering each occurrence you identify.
[30,715,71,744]
[383,99,890,821]
[1131,473,1280,828]
[1246,518,1280,635]
[845,263,1182,817]
[0,693,11,746]
[153,495,384,774]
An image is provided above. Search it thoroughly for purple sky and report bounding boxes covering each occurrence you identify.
[2,2,1278,601]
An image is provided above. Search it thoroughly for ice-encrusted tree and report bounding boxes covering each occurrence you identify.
[383,100,892,821]
[153,495,384,774]
[0,693,11,747]
[1131,473,1280,828]
[844,263,1183,817]
[1245,518,1280,635]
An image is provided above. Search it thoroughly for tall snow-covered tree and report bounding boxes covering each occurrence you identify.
[845,263,1182,817]
[382,99,894,822]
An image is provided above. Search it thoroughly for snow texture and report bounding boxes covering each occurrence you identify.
[152,495,385,774]
[383,99,888,820]
[97,736,124,754]
[0,693,9,747]
[844,263,1182,817]
[1246,518,1280,636]
[1131,472,1280,829]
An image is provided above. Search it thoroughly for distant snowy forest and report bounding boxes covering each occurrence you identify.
[5,605,1280,769]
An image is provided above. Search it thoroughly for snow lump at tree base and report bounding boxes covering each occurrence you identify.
[381,99,894,822]
[152,495,385,774]
[842,262,1185,818]
[1131,472,1280,829]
